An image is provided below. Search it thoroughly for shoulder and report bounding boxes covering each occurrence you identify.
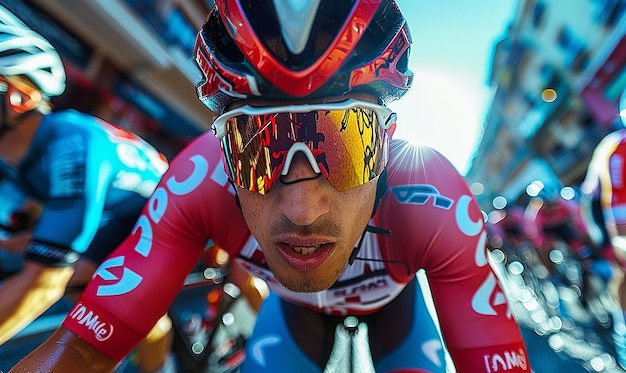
[595,130,626,156]
[43,109,91,126]
[37,110,98,141]
[387,139,465,187]
[585,130,626,181]
[169,132,222,168]
[156,132,228,202]
[376,139,484,278]
[382,139,477,225]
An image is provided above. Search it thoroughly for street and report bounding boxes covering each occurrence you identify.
[490,252,625,373]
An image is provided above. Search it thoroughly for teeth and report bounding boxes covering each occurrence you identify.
[291,245,320,255]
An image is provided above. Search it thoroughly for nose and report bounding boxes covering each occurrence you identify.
[277,149,330,226]
[280,143,322,179]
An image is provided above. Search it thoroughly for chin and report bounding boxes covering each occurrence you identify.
[275,270,342,293]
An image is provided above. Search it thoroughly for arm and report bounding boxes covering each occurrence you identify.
[10,326,119,373]
[380,141,529,372]
[12,134,250,368]
[0,125,112,346]
[0,230,32,253]
[0,261,73,344]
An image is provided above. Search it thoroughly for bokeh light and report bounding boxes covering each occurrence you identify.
[541,88,557,102]
[492,195,508,210]
[470,181,485,195]
[526,180,544,197]
[560,186,576,200]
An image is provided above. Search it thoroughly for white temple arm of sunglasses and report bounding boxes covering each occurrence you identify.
[211,99,395,139]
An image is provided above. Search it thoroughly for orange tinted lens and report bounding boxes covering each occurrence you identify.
[220,106,388,194]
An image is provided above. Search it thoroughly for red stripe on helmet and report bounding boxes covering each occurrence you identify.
[217,0,383,97]
[349,24,413,91]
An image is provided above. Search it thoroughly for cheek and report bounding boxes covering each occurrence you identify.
[237,190,268,233]
[343,181,377,221]
[357,179,378,207]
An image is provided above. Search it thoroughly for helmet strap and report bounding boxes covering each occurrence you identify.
[348,169,392,265]
[228,178,243,213]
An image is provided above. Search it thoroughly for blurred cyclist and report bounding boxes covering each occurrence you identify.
[525,181,595,275]
[0,6,171,373]
[581,87,626,369]
[12,1,529,372]
[487,203,529,254]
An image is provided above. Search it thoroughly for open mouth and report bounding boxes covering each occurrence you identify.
[277,242,335,271]
[290,244,321,255]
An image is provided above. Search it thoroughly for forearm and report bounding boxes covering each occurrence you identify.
[10,326,120,372]
[0,231,33,253]
[0,262,73,344]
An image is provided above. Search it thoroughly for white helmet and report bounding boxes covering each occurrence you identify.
[0,5,65,97]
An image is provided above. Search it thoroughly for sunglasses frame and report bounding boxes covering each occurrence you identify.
[0,76,43,113]
[211,99,396,139]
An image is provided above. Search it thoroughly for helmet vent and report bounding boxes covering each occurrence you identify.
[244,0,355,70]
[272,0,321,55]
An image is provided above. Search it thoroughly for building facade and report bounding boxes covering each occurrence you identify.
[467,0,626,212]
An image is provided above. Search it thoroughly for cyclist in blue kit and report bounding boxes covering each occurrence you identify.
[0,5,169,361]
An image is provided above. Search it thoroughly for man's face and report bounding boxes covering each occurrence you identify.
[237,156,377,293]
[227,93,383,292]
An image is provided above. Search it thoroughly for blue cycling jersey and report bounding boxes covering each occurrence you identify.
[2,109,168,266]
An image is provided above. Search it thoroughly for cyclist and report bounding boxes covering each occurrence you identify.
[580,87,626,369]
[524,181,594,275]
[0,6,172,373]
[12,1,529,372]
[488,204,529,254]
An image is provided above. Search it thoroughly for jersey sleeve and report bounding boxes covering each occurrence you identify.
[62,133,251,361]
[25,115,167,266]
[376,140,529,372]
[25,128,108,265]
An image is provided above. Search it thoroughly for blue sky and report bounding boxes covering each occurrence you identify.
[390,1,518,175]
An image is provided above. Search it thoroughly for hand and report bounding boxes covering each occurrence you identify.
[0,231,32,254]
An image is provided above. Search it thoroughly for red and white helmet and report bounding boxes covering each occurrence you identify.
[194,0,413,113]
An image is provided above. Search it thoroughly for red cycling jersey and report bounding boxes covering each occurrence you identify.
[63,133,528,372]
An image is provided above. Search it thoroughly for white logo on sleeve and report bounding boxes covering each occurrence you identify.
[95,256,143,296]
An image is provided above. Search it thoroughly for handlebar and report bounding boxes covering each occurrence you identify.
[323,316,376,373]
